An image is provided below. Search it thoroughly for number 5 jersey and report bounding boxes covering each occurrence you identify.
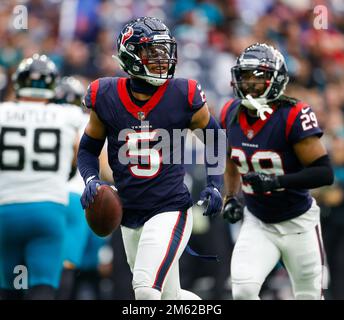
[83,77,205,228]
[0,101,83,205]
[220,97,323,224]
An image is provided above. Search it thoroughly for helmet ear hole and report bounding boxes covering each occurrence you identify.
[119,51,132,69]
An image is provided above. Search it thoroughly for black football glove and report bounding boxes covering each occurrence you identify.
[243,172,281,193]
[222,196,243,224]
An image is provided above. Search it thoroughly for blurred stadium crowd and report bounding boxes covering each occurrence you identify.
[1,0,344,299]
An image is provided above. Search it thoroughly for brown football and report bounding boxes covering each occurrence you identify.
[85,185,122,237]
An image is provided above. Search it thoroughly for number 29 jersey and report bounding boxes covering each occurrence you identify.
[0,101,82,205]
[221,97,323,223]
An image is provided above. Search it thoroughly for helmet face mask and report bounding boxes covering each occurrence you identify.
[231,43,289,104]
[232,67,274,98]
[115,17,177,86]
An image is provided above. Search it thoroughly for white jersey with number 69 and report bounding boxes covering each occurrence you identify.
[0,101,83,205]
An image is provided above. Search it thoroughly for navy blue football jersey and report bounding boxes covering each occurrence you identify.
[221,97,323,223]
[84,77,206,227]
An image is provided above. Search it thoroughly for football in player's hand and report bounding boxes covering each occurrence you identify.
[85,185,122,237]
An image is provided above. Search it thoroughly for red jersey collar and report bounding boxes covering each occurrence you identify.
[239,105,276,140]
[117,78,169,120]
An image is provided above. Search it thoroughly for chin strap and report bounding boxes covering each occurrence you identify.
[242,94,273,121]
[130,77,158,95]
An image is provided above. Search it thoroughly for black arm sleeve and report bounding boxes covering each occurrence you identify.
[201,115,226,190]
[277,155,334,189]
[77,133,105,184]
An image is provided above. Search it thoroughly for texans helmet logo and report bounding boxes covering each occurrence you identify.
[121,26,134,46]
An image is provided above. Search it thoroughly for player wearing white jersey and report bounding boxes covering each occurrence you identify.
[0,101,81,205]
[0,55,82,300]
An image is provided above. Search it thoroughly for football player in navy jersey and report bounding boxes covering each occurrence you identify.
[221,43,334,300]
[77,17,224,300]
